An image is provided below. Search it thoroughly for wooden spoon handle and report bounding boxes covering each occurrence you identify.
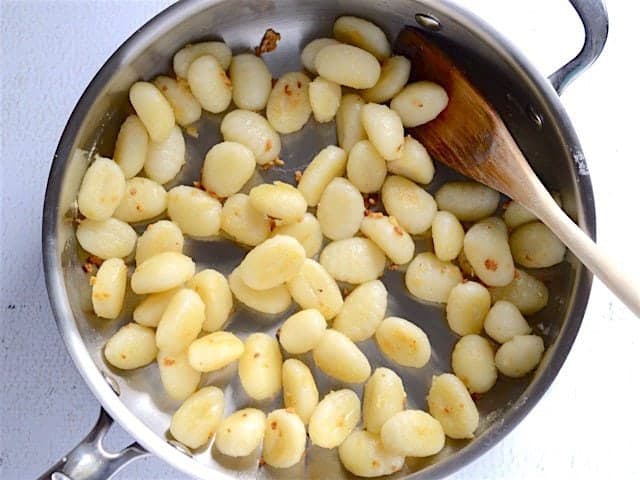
[525,181,640,317]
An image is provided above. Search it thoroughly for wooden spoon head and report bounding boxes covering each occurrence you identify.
[395,27,530,198]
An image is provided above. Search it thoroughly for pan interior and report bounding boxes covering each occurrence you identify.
[50,0,592,478]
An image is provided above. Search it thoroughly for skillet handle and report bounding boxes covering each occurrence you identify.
[549,0,608,95]
[36,408,149,480]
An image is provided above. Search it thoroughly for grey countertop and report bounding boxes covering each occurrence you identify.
[1,1,639,479]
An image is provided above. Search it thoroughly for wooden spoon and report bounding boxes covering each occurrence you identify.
[395,27,640,317]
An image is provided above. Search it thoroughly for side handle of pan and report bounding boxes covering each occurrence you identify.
[549,0,609,95]
[36,408,149,480]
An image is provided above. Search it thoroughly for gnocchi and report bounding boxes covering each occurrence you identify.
[129,81,175,142]
[135,220,184,265]
[271,213,323,258]
[301,38,341,75]
[435,181,500,221]
[489,269,549,315]
[262,409,306,468]
[91,258,127,319]
[451,335,497,394]
[333,280,387,342]
[338,430,404,478]
[362,56,411,103]
[77,156,126,221]
[155,288,205,354]
[362,368,406,434]
[319,238,386,284]
[201,142,256,198]
[153,75,202,127]
[113,177,167,223]
[427,373,479,439]
[104,323,157,370]
[309,76,341,123]
[169,386,225,449]
[228,267,292,315]
[229,53,272,111]
[279,310,326,354]
[381,175,437,234]
[113,115,148,179]
[173,41,232,78]
[509,221,566,268]
[333,16,391,60]
[464,217,515,287]
[286,259,343,320]
[188,331,244,372]
[266,72,312,134]
[386,135,435,184]
[483,300,532,344]
[380,410,445,457]
[336,94,366,154]
[215,408,266,457]
[187,269,233,332]
[131,252,195,294]
[405,252,463,303]
[375,316,431,368]
[313,329,371,383]
[76,217,137,259]
[308,389,361,448]
[282,359,319,424]
[239,235,306,290]
[187,55,232,114]
[144,125,186,184]
[158,349,201,401]
[220,193,270,247]
[446,281,491,336]
[346,140,387,193]
[220,110,282,165]
[297,145,347,207]
[432,211,465,262]
[360,214,415,265]
[315,44,381,89]
[238,333,282,400]
[360,103,404,161]
[317,177,365,240]
[495,335,544,378]
[390,81,449,127]
[133,288,180,328]
[167,185,222,237]
[249,181,307,224]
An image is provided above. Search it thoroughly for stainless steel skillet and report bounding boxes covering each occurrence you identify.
[40,0,607,478]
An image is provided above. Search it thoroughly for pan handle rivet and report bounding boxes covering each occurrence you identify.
[415,13,441,31]
[527,105,544,128]
[168,440,193,457]
[102,371,121,396]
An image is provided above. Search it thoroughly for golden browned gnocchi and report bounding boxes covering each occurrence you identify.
[155,288,205,354]
[238,235,306,290]
[360,214,415,265]
[297,145,347,206]
[113,115,148,179]
[362,56,411,103]
[313,329,371,383]
[338,430,404,478]
[131,252,195,294]
[333,280,387,342]
[427,373,479,439]
[238,333,282,400]
[282,358,319,424]
[158,349,201,401]
[77,156,126,221]
[375,316,431,368]
[188,331,244,372]
[220,109,282,165]
[167,185,222,237]
[451,334,497,394]
[201,141,256,198]
[169,386,225,449]
[173,41,232,78]
[271,213,323,258]
[483,300,532,344]
[278,309,327,354]
[380,410,445,458]
[129,81,175,142]
[315,44,381,89]
[229,53,272,111]
[495,334,544,377]
[317,177,365,240]
[153,75,202,127]
[509,221,566,268]
[346,140,387,193]
[113,177,167,223]
[308,389,361,448]
[228,267,292,314]
[386,135,435,184]
[220,193,271,247]
[187,55,232,114]
[104,323,157,370]
[390,81,449,127]
[286,259,343,320]
[214,408,266,457]
[489,269,549,315]
[187,269,233,332]
[464,217,515,287]
[336,94,367,154]
[362,368,406,434]
[144,125,186,184]
[381,175,437,234]
[405,252,463,303]
[266,72,312,134]
[309,76,341,123]
[360,103,404,161]
[76,217,137,259]
[91,258,127,319]
[319,237,386,284]
[446,281,491,336]
[135,220,184,265]
[333,16,391,60]
[262,409,306,468]
[249,181,307,224]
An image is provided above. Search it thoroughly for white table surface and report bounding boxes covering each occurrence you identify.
[1,0,639,479]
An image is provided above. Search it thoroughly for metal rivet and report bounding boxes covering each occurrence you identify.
[102,371,121,396]
[168,440,193,457]
[52,473,72,480]
[415,13,442,31]
[527,105,544,128]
